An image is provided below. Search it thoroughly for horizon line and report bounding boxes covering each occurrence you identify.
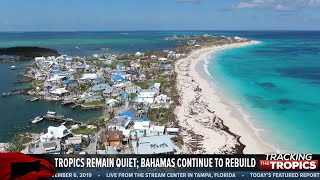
[1,29,320,33]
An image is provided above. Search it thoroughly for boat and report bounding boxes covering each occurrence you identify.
[46,111,64,118]
[10,66,16,70]
[27,97,39,102]
[46,111,57,118]
[31,116,43,124]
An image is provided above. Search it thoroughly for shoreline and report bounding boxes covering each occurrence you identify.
[175,41,276,154]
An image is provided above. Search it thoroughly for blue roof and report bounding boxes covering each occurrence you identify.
[134,116,150,122]
[120,92,130,99]
[63,79,70,84]
[117,62,124,67]
[93,77,103,83]
[112,74,124,82]
[90,83,110,92]
[119,111,134,118]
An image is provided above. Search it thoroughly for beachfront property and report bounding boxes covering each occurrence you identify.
[132,135,177,154]
[5,34,251,155]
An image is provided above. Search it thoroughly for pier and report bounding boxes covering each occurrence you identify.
[42,115,85,125]
[41,114,85,125]
[2,87,31,97]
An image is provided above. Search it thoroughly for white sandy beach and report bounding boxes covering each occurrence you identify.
[175,41,275,154]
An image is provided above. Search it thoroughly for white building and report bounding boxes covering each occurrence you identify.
[80,73,98,82]
[134,90,157,104]
[40,125,71,142]
[50,88,69,97]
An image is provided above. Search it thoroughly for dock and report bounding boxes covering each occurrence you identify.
[2,87,31,97]
[42,115,85,125]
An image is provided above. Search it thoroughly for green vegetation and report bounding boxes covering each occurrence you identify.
[87,116,107,127]
[116,54,136,60]
[31,80,45,89]
[135,77,170,89]
[71,127,97,135]
[82,100,105,107]
[146,107,176,125]
[0,46,60,58]
[6,133,32,152]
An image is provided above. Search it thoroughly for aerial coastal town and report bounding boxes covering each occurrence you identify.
[0,35,251,155]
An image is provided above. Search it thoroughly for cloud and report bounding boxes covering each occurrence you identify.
[235,0,320,11]
[176,0,201,4]
[236,0,275,9]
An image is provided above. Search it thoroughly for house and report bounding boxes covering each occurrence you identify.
[146,125,165,137]
[50,88,70,97]
[116,62,125,70]
[103,86,115,97]
[106,99,119,108]
[160,64,172,70]
[81,95,103,103]
[154,94,171,105]
[92,77,104,84]
[148,83,161,92]
[132,135,176,154]
[166,128,179,136]
[138,72,146,81]
[21,140,62,154]
[125,84,140,94]
[158,58,168,63]
[111,87,123,98]
[133,90,157,104]
[90,83,110,93]
[118,91,130,101]
[150,55,157,59]
[132,120,150,138]
[119,110,135,119]
[149,63,160,69]
[130,61,141,69]
[107,117,131,131]
[105,59,113,65]
[80,73,98,82]
[73,63,86,71]
[47,74,65,85]
[102,131,123,148]
[63,79,79,89]
[111,74,125,83]
[40,125,71,142]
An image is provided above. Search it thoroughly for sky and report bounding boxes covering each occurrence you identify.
[0,0,320,31]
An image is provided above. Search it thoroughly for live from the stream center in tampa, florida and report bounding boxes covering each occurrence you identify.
[1,0,320,179]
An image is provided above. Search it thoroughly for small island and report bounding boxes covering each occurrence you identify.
[1,35,267,155]
[0,46,60,62]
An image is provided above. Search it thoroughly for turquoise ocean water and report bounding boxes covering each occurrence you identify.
[208,31,320,153]
[0,31,319,153]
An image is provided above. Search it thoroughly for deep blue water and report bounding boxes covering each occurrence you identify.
[0,31,319,153]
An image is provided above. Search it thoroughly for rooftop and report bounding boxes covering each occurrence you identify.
[132,135,175,154]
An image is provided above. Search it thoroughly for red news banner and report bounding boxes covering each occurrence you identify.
[260,154,318,170]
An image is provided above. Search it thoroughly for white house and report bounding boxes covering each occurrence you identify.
[133,90,157,104]
[40,125,71,142]
[146,125,165,137]
[80,73,98,82]
[154,94,171,105]
[50,88,70,97]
